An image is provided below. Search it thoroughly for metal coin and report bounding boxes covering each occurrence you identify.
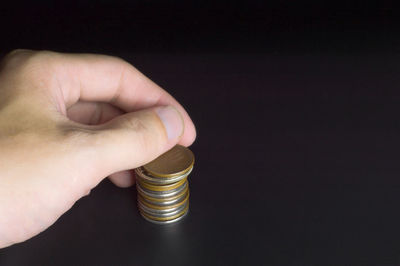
[140,208,189,225]
[136,177,187,191]
[142,145,194,178]
[136,180,188,199]
[138,190,189,211]
[135,145,194,224]
[140,201,189,222]
[138,185,189,206]
[138,199,188,216]
[135,166,192,185]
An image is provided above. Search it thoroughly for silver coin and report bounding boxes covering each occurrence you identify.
[139,190,189,206]
[135,146,194,224]
[136,180,188,198]
[140,208,189,225]
[138,199,188,216]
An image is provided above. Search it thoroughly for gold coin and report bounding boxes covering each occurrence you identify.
[143,145,194,178]
[137,178,187,191]
[136,177,187,192]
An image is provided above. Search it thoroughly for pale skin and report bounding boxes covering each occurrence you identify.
[0,50,196,248]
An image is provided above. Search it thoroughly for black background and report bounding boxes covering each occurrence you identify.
[1,1,400,265]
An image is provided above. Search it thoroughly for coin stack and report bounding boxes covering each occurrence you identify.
[135,145,194,224]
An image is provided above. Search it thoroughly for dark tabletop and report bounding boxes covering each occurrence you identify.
[1,2,400,266]
[2,53,400,265]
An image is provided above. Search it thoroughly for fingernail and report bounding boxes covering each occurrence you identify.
[156,105,184,140]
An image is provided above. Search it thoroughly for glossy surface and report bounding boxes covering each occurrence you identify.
[3,54,400,265]
[136,177,187,192]
[143,145,194,178]
[138,185,189,205]
[135,146,194,224]
[136,181,188,198]
[135,166,192,184]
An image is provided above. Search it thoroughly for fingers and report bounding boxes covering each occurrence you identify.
[67,101,124,125]
[52,52,196,146]
[87,105,184,181]
[0,50,196,146]
[67,102,137,187]
[108,171,135,188]
[0,50,196,188]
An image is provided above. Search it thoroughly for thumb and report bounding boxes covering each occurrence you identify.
[88,105,184,180]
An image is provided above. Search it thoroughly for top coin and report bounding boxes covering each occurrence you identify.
[142,145,194,178]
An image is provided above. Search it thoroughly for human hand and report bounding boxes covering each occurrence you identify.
[0,50,196,248]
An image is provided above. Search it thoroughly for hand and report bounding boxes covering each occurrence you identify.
[0,50,196,248]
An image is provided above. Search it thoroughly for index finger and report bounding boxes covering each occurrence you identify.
[52,52,196,146]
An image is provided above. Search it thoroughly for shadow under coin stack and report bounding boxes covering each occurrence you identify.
[135,145,194,224]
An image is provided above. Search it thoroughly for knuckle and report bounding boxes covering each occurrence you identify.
[1,50,58,79]
[105,114,163,150]
[107,54,128,65]
[118,116,153,149]
[59,126,97,147]
[119,115,165,149]
[120,116,148,132]
[107,56,133,75]
[4,48,33,58]
[2,49,35,67]
[0,49,32,71]
[4,49,30,58]
[126,114,166,151]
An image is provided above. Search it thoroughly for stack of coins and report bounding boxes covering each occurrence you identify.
[135,145,194,224]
